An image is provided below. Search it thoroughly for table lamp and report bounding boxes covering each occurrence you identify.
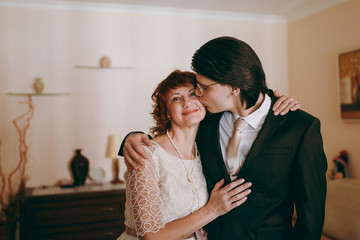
[106,134,124,184]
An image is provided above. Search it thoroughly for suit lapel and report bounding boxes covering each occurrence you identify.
[203,113,232,183]
[240,98,286,174]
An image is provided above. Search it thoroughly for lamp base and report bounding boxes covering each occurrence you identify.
[111,158,124,184]
[111,178,124,184]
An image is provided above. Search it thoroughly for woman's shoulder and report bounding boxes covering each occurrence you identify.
[144,134,167,152]
[140,135,170,159]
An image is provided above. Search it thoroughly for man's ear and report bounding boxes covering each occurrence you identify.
[230,86,240,96]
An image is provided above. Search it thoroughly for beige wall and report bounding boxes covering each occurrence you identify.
[0,5,287,187]
[289,0,360,178]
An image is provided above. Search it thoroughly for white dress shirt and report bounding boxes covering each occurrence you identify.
[219,94,271,172]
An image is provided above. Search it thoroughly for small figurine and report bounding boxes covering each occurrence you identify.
[330,150,348,180]
[33,77,44,94]
[100,56,111,68]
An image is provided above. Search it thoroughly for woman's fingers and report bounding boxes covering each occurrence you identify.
[278,97,294,115]
[291,102,301,111]
[272,94,286,112]
[272,92,302,116]
[212,179,225,192]
[226,181,252,201]
[218,179,252,207]
[231,196,248,208]
[221,178,246,192]
[207,178,252,216]
[229,187,252,203]
[273,96,292,115]
[229,181,252,195]
[273,90,281,98]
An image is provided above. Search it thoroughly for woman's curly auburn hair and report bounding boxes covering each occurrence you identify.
[150,70,196,137]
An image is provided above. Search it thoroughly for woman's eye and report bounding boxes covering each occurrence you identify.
[190,91,197,97]
[172,97,181,102]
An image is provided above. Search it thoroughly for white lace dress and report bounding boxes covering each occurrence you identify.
[118,142,209,240]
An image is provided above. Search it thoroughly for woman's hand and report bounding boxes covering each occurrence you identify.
[123,133,152,170]
[206,179,252,217]
[273,90,301,116]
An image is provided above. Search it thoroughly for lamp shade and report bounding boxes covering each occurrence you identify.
[106,134,122,158]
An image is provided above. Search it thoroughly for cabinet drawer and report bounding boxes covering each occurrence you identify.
[30,201,123,227]
[31,221,125,240]
[24,193,125,226]
[20,185,127,240]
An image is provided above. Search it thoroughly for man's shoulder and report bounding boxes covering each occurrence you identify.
[277,109,321,130]
[268,93,319,125]
[287,108,318,121]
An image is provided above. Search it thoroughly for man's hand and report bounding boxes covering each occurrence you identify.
[273,90,301,116]
[123,133,152,171]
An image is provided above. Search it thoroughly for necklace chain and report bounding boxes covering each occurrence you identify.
[166,130,200,212]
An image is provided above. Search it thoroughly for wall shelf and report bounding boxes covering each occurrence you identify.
[6,92,71,96]
[74,65,132,69]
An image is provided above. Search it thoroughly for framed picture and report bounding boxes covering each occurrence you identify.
[338,48,360,119]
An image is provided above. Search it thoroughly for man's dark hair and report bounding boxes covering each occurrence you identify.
[191,36,268,109]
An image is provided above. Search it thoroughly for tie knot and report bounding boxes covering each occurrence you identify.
[234,118,248,132]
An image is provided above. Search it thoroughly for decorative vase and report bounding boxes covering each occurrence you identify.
[33,77,44,94]
[70,149,89,186]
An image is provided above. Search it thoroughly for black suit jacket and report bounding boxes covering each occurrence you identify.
[197,92,327,240]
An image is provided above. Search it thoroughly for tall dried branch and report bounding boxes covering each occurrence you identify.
[8,95,34,196]
[0,140,6,209]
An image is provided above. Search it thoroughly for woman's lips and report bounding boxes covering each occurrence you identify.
[183,109,198,115]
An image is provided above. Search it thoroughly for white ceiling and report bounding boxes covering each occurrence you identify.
[1,0,349,22]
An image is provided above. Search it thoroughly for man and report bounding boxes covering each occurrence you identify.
[120,36,327,239]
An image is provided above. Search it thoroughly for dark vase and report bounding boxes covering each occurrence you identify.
[70,149,89,186]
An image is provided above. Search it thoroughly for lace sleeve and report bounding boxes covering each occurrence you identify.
[128,147,164,236]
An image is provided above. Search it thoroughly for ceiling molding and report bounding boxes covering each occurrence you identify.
[0,0,287,23]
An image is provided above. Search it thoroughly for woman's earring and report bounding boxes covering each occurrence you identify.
[166,115,171,129]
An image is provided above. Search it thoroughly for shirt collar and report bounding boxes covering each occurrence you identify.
[230,94,271,129]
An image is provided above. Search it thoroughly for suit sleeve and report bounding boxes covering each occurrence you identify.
[118,131,152,156]
[292,118,327,240]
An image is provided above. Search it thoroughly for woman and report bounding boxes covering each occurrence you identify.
[118,70,252,240]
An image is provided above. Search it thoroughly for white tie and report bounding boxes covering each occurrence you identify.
[227,118,248,181]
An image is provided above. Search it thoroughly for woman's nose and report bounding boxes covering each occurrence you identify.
[183,98,192,107]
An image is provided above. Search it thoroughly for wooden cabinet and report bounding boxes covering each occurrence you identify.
[20,183,126,240]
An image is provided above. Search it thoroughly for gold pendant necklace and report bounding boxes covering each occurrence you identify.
[166,130,200,212]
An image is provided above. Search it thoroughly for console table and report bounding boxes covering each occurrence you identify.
[20,183,126,240]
